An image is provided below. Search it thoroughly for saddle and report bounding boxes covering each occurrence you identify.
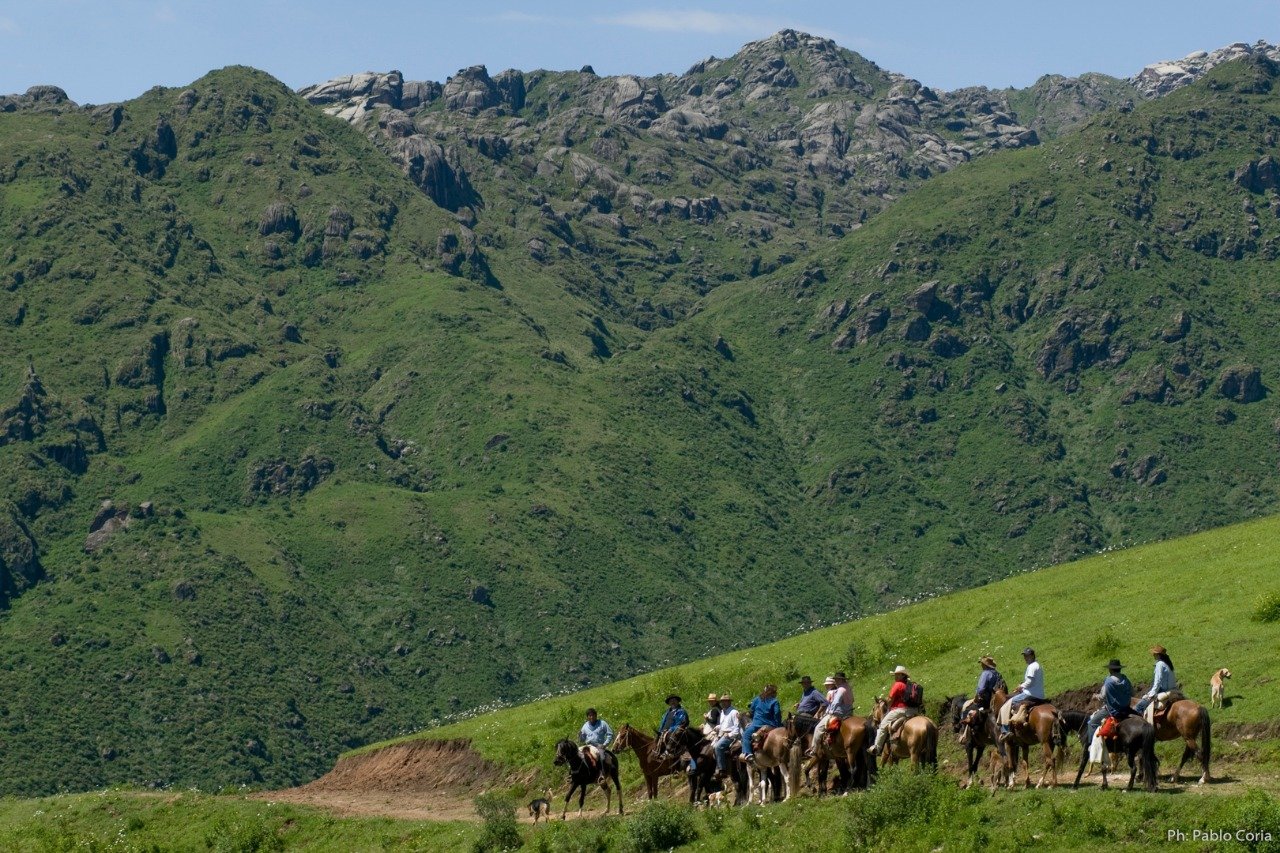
[751,726,775,751]
[1009,698,1045,729]
[1097,715,1119,742]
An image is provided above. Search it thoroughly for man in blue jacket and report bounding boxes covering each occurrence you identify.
[742,684,782,764]
[658,694,688,734]
[1085,659,1134,746]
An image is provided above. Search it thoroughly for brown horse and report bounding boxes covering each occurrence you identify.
[613,724,684,799]
[869,698,938,770]
[990,687,1063,789]
[1151,700,1212,784]
[806,715,875,794]
[743,722,802,804]
[952,695,1002,789]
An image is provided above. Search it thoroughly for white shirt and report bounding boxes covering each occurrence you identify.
[715,707,741,738]
[1020,661,1044,699]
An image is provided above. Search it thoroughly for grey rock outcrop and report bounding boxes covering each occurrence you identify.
[1131,41,1280,98]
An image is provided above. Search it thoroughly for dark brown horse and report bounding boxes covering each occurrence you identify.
[1150,699,1212,784]
[991,687,1063,789]
[806,714,875,794]
[613,723,683,799]
[1072,715,1159,792]
[553,739,623,818]
[869,698,938,769]
[656,726,724,805]
[952,693,1001,789]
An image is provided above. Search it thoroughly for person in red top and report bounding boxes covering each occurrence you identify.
[868,665,918,754]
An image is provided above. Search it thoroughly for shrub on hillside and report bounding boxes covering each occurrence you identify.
[843,765,980,847]
[624,800,698,852]
[473,791,522,852]
[1088,627,1121,658]
[1252,591,1280,623]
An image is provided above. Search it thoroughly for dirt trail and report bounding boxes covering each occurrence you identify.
[260,738,532,822]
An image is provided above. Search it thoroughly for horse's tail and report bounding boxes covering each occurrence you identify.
[926,724,939,768]
[1200,708,1212,779]
[1141,723,1159,791]
[1052,714,1068,765]
[787,741,802,796]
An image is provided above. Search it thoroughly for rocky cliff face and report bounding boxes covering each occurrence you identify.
[1131,40,1280,97]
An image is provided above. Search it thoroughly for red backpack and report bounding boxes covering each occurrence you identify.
[904,680,924,709]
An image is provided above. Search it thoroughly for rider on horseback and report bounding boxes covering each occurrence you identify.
[806,673,850,757]
[578,708,614,779]
[712,693,740,777]
[868,666,917,754]
[794,675,828,753]
[961,656,1002,722]
[703,693,722,735]
[1135,645,1179,718]
[658,695,693,771]
[999,647,1043,741]
[1085,659,1134,747]
[741,684,782,765]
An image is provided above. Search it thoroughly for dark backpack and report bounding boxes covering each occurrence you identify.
[904,680,924,709]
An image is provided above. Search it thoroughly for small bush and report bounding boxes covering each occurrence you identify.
[202,816,284,853]
[473,791,522,853]
[1088,627,1121,658]
[1252,591,1280,623]
[624,800,698,853]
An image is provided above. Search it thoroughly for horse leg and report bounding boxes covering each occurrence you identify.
[1127,748,1138,791]
[615,768,625,815]
[600,782,611,815]
[1174,741,1194,784]
[561,783,576,820]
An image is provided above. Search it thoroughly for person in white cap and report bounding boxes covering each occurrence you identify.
[868,665,917,754]
[807,673,851,757]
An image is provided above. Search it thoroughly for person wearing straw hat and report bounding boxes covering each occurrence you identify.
[712,693,740,777]
[868,665,915,754]
[961,656,1003,722]
[1085,659,1134,747]
[702,692,722,735]
[1135,645,1179,716]
[807,673,851,757]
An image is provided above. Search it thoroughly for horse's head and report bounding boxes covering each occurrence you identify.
[552,738,574,766]
[870,695,887,724]
[614,724,632,750]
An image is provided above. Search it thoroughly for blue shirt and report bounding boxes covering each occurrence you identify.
[976,669,1002,704]
[749,696,782,728]
[579,718,613,748]
[1102,674,1133,715]
[797,687,827,716]
[1142,660,1175,701]
[659,706,689,733]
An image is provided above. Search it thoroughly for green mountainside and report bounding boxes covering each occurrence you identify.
[0,37,1277,797]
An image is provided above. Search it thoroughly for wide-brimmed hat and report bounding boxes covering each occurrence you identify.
[706,693,718,702]
[979,656,997,668]
[665,694,682,704]
[1021,647,1035,657]
[1150,645,1167,655]
[799,675,813,683]
[1107,659,1124,672]
[823,676,836,687]
[718,692,732,702]
[891,665,910,677]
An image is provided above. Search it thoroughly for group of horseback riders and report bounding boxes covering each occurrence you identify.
[957,644,1183,747]
[574,643,1184,785]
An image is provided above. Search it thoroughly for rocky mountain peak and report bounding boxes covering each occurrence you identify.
[1131,39,1280,97]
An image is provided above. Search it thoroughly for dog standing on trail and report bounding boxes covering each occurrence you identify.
[529,793,552,823]
[1210,668,1231,709]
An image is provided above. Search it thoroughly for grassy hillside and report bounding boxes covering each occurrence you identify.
[401,512,1279,772]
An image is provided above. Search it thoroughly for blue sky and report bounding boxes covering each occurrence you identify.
[1,1,1277,104]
